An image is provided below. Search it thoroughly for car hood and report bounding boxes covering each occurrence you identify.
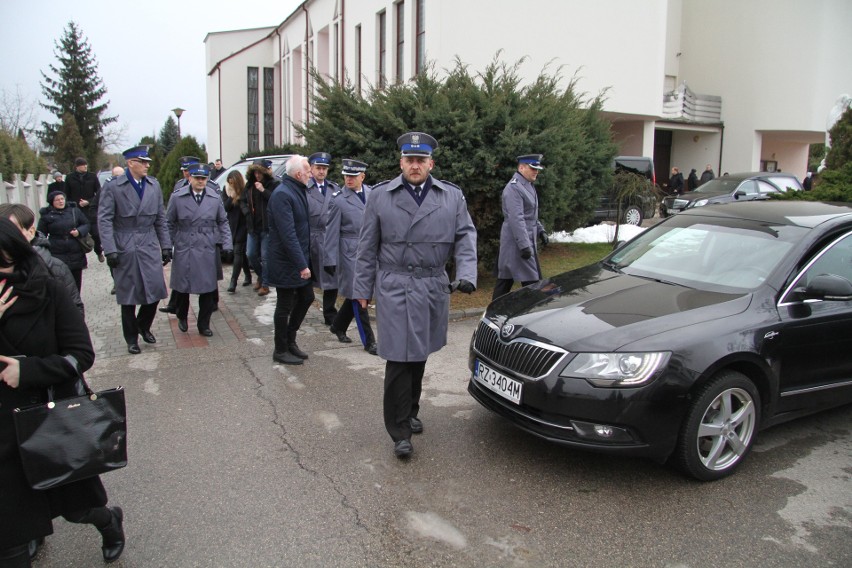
[672,190,731,203]
[486,264,752,351]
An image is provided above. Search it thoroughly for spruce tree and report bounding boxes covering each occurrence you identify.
[53,113,86,173]
[158,116,180,156]
[40,21,116,164]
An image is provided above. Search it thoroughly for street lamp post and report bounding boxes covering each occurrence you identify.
[172,107,185,139]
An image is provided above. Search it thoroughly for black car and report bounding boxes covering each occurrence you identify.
[592,156,657,226]
[661,171,802,216]
[468,201,852,480]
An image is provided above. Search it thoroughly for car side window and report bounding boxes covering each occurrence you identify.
[767,176,802,191]
[737,180,759,196]
[798,232,852,289]
[757,180,780,195]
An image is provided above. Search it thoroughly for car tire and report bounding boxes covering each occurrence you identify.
[673,370,760,481]
[622,205,643,226]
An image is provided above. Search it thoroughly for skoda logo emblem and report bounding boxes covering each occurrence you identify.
[501,324,515,338]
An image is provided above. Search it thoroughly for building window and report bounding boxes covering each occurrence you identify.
[395,2,405,82]
[263,67,274,149]
[355,24,362,94]
[415,0,425,75]
[247,67,259,152]
[378,11,387,89]
[334,22,339,83]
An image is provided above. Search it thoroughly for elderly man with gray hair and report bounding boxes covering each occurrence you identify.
[266,155,315,365]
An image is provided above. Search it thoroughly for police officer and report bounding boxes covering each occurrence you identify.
[161,156,203,314]
[98,146,172,355]
[324,159,377,355]
[493,154,548,300]
[353,132,478,458]
[306,152,340,325]
[166,163,232,336]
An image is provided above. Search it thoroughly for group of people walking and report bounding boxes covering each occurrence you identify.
[668,163,716,194]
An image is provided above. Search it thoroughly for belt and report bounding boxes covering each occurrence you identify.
[379,263,444,278]
[114,226,155,233]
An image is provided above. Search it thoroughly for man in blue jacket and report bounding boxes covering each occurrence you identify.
[266,155,314,365]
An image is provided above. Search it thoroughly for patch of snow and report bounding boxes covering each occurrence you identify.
[550,223,645,244]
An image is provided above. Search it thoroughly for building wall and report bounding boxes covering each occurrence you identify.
[678,0,852,177]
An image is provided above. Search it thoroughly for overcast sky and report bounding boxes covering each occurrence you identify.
[2,0,301,159]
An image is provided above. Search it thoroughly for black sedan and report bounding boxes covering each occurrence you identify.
[468,201,852,480]
[661,172,802,216]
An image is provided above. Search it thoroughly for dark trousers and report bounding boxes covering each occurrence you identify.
[384,360,427,442]
[69,268,83,291]
[0,544,29,568]
[331,298,375,344]
[92,231,104,256]
[121,303,158,344]
[228,241,251,288]
[174,291,217,331]
[273,284,315,352]
[492,278,537,301]
[322,288,339,324]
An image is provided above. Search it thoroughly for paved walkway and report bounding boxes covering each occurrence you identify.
[80,257,482,360]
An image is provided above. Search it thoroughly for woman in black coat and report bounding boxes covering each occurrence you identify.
[36,190,89,292]
[0,219,124,565]
[222,170,252,292]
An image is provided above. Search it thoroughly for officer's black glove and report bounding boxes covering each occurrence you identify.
[456,279,476,294]
[324,265,336,277]
[106,253,120,268]
[222,249,234,264]
[520,247,533,260]
[539,232,549,247]
[162,249,172,266]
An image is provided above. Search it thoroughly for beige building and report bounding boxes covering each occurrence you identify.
[205,0,852,182]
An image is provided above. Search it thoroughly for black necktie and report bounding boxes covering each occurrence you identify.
[414,185,422,199]
[320,184,326,197]
[357,191,365,204]
[194,192,203,205]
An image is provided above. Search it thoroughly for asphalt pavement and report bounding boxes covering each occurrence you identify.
[29,254,851,567]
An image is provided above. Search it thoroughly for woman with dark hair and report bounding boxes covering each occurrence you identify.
[36,190,89,292]
[222,170,252,293]
[0,218,124,566]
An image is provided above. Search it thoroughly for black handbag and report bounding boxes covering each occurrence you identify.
[71,208,95,253]
[13,374,127,490]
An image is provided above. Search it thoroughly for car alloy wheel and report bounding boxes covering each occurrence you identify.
[674,370,760,481]
[623,205,643,226]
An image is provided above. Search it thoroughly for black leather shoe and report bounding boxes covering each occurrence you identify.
[178,319,188,332]
[199,328,213,337]
[140,330,156,344]
[394,439,413,458]
[97,506,125,563]
[127,343,141,355]
[227,286,236,293]
[330,328,352,343]
[242,280,253,287]
[273,350,303,365]
[366,343,378,355]
[28,537,44,561]
[158,305,176,314]
[410,417,423,434]
[288,343,309,359]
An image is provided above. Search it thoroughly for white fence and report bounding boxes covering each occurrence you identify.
[0,173,51,223]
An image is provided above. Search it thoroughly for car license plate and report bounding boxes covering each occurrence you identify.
[474,360,522,404]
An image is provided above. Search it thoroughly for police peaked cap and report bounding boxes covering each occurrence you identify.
[309,152,332,165]
[341,159,368,176]
[397,132,437,157]
[517,154,544,170]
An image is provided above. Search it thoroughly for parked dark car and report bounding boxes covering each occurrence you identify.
[661,171,802,216]
[468,201,852,480]
[592,156,657,226]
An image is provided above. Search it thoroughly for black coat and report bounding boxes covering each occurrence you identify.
[266,175,311,288]
[0,259,97,549]
[37,203,90,271]
[222,188,248,245]
[65,171,101,226]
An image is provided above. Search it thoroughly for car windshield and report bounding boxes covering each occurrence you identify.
[691,178,741,194]
[606,214,808,291]
[217,156,290,185]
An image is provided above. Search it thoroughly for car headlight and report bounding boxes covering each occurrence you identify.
[691,199,709,207]
[560,352,670,387]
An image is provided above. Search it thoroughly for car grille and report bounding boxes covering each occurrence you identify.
[663,196,688,209]
[473,320,567,380]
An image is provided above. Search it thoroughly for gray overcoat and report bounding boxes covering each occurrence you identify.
[166,186,232,294]
[324,185,372,299]
[307,178,339,291]
[353,175,477,362]
[496,171,545,281]
[98,173,172,305]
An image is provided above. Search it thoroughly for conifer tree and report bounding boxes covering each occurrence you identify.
[158,116,180,156]
[53,113,86,173]
[40,21,116,164]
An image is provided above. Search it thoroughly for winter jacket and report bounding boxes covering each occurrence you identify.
[36,202,90,271]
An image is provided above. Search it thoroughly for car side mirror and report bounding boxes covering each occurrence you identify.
[797,274,852,301]
[734,190,746,199]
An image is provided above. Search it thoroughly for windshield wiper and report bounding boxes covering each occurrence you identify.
[601,259,623,274]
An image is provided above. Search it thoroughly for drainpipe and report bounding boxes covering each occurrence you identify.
[340,0,345,84]
[216,65,223,160]
[276,28,283,143]
[718,123,725,174]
